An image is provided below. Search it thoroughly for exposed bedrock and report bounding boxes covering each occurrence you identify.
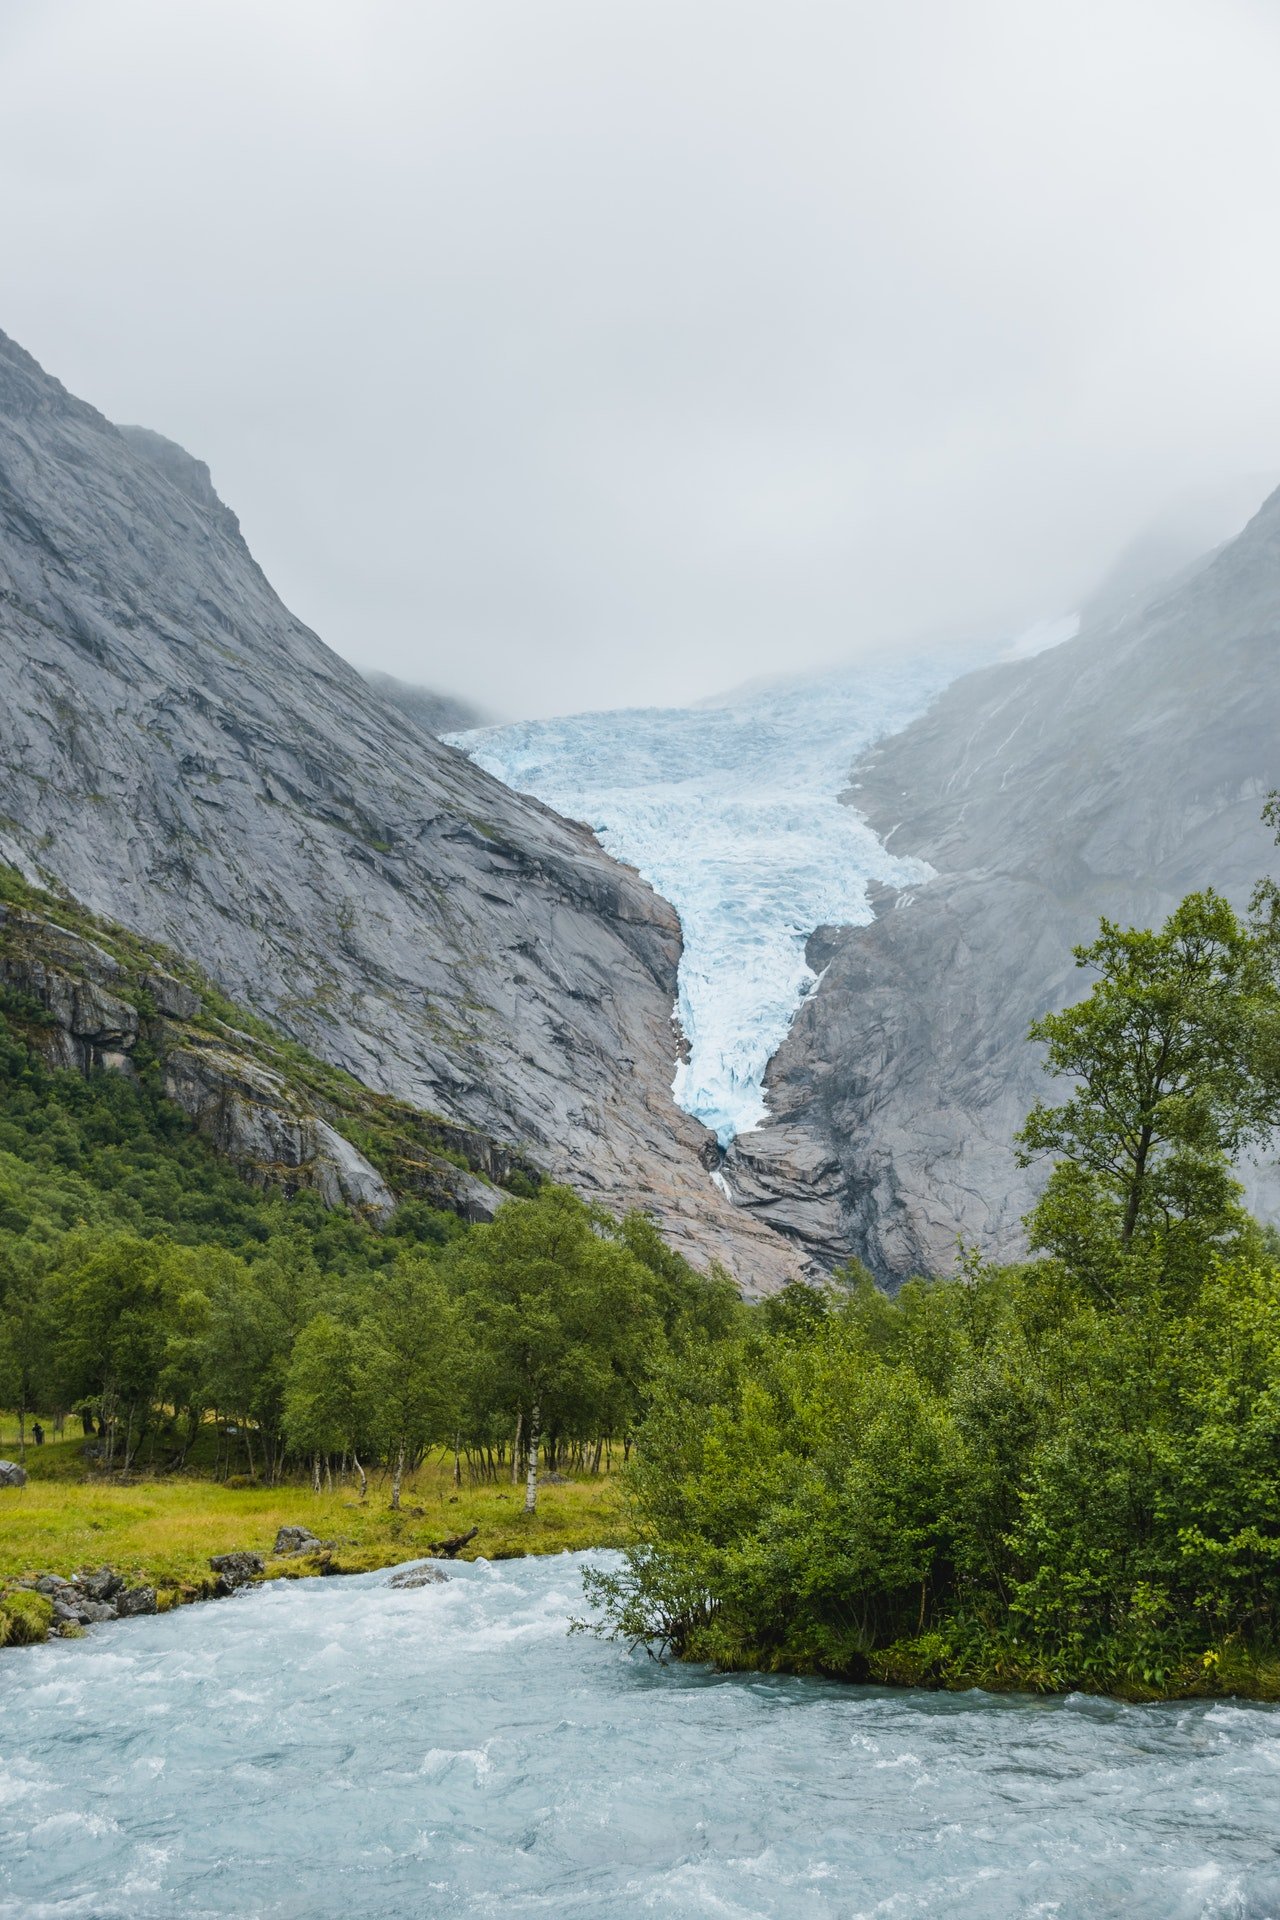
[0,329,796,1290]
[738,488,1280,1284]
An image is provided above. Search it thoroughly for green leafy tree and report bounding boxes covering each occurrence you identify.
[283,1311,378,1495]
[445,1186,659,1512]
[361,1254,462,1508]
[1016,891,1280,1285]
[46,1231,176,1469]
[0,1247,50,1461]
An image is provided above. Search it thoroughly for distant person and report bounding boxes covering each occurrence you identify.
[32,1421,44,1447]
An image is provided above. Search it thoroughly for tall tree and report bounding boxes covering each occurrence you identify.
[1017,890,1280,1280]
[445,1186,659,1512]
[361,1255,462,1509]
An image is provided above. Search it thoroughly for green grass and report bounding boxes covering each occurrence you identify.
[0,1431,628,1627]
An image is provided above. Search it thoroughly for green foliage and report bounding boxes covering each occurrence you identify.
[1016,891,1280,1288]
[590,881,1280,1698]
[0,1588,54,1647]
[590,1249,1280,1694]
[0,989,724,1496]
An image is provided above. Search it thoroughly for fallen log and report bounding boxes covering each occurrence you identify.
[429,1526,479,1558]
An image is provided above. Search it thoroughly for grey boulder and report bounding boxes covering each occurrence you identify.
[115,1586,158,1617]
[209,1551,265,1592]
[387,1564,448,1589]
[75,1566,124,1603]
[273,1525,327,1556]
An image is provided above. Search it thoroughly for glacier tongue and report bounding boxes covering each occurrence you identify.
[450,657,965,1144]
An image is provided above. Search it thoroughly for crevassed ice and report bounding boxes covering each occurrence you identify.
[450,654,969,1144]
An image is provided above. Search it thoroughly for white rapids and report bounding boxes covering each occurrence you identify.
[2,1552,1277,1919]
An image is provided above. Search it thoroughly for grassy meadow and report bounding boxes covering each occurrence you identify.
[0,1425,628,1633]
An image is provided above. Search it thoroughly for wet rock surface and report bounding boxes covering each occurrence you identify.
[386,1564,449,1588]
[209,1552,265,1593]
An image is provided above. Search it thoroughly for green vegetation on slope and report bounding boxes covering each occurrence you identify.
[0,861,538,1201]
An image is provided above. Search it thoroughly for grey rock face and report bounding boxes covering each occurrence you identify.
[739,488,1280,1283]
[0,329,794,1292]
[0,900,399,1220]
[0,1461,26,1487]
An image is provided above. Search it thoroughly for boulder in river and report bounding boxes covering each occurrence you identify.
[387,1564,448,1589]
[54,1596,117,1626]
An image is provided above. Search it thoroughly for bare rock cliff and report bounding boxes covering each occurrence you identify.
[0,330,796,1290]
[733,488,1280,1282]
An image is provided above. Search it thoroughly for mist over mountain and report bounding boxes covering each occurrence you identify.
[729,486,1280,1280]
[363,670,488,740]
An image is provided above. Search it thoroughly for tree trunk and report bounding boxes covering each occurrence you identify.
[591,1436,603,1475]
[510,1412,522,1484]
[1121,1124,1153,1247]
[391,1442,405,1511]
[17,1407,25,1467]
[324,1455,333,1494]
[525,1403,540,1514]
[353,1450,368,1501]
[312,1452,321,1494]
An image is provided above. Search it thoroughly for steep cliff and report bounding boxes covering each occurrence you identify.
[0,329,796,1290]
[0,869,537,1220]
[732,488,1280,1281]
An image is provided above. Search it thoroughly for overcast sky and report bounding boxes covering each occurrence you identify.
[2,1,1279,719]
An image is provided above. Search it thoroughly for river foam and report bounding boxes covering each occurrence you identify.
[2,1552,1278,1918]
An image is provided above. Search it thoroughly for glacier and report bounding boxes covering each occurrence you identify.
[451,653,978,1145]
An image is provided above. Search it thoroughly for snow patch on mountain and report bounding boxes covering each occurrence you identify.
[451,655,982,1143]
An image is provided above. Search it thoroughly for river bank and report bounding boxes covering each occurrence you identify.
[0,1434,628,1646]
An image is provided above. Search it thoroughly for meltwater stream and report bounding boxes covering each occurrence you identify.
[3,1553,1278,1920]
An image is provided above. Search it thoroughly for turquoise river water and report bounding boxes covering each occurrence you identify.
[1,1552,1278,1918]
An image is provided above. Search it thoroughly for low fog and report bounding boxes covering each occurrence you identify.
[2,1,1279,718]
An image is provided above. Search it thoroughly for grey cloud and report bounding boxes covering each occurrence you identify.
[1,0,1278,717]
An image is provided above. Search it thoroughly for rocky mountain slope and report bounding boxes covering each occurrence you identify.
[0,329,796,1291]
[731,487,1280,1281]
[0,866,538,1220]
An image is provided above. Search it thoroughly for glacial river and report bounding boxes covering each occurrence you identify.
[2,1554,1277,1919]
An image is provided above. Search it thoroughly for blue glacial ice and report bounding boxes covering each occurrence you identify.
[451,653,978,1144]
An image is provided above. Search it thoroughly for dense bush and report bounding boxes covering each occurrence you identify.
[587,886,1280,1697]
[586,1249,1280,1695]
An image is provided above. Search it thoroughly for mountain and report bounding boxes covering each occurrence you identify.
[0,328,796,1291]
[729,486,1280,1281]
[363,670,488,738]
